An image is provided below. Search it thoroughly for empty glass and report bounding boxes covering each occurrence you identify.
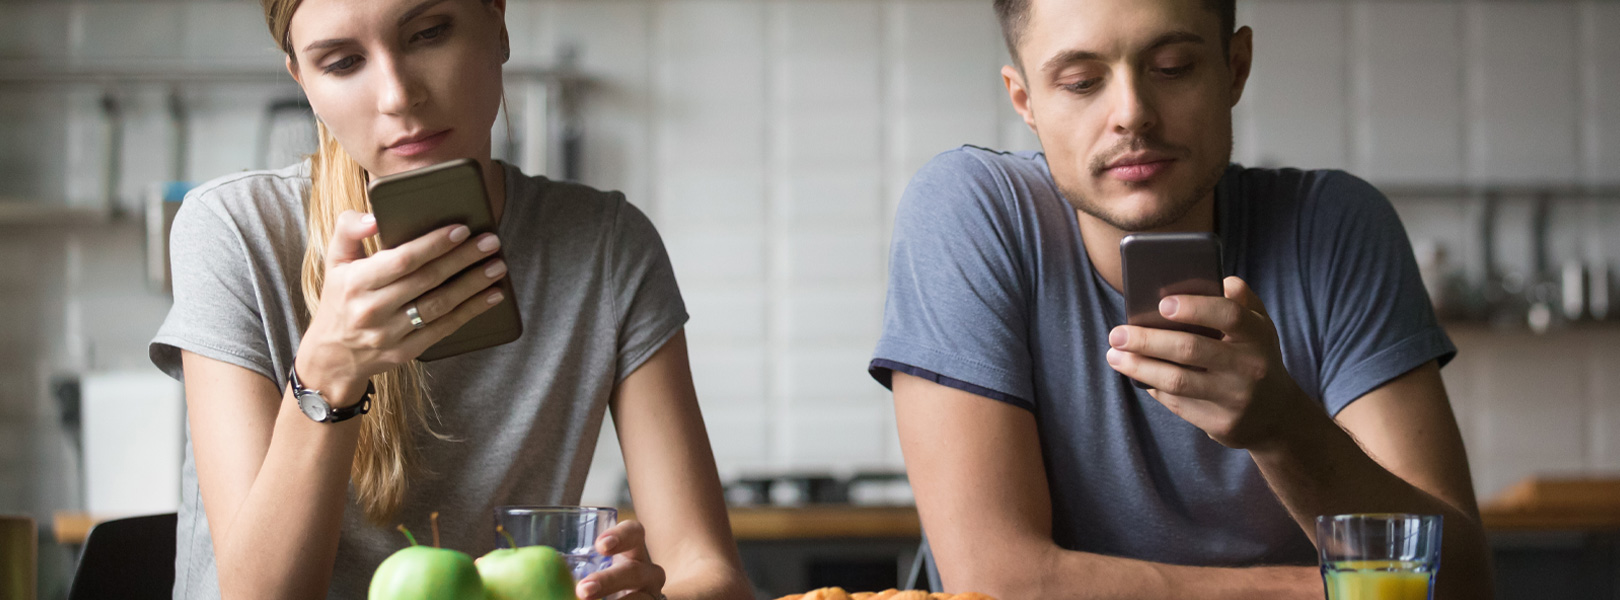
[1316,513,1443,600]
[494,506,618,581]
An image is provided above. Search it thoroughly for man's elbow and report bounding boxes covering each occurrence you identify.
[935,545,1057,599]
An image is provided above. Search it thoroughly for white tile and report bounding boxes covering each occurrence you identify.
[654,0,766,176]
[1472,334,1588,475]
[0,3,70,61]
[773,0,883,109]
[653,166,766,229]
[70,2,186,62]
[886,0,1005,168]
[1466,2,1580,183]
[776,166,885,226]
[1240,1,1349,170]
[663,229,766,286]
[893,108,999,167]
[782,287,884,346]
[689,347,768,408]
[545,0,653,202]
[785,229,885,286]
[1582,2,1620,185]
[185,85,298,179]
[1351,2,1465,184]
[781,405,890,471]
[781,347,889,406]
[779,110,882,165]
[1585,329,1620,471]
[503,0,556,64]
[703,406,772,473]
[184,2,281,65]
[683,288,767,345]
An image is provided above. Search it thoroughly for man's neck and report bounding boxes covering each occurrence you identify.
[1077,193,1216,293]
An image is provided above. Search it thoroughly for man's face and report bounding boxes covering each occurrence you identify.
[287,0,507,177]
[1005,0,1251,232]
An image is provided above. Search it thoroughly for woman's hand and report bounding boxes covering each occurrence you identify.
[576,520,667,600]
[295,210,507,404]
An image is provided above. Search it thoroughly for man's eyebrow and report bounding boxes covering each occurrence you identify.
[1039,30,1208,74]
[300,0,453,54]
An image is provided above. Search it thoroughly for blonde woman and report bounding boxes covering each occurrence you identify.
[148,1,752,598]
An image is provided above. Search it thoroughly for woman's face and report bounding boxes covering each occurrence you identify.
[286,0,506,177]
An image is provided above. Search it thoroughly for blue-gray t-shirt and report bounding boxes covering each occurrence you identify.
[870,146,1455,566]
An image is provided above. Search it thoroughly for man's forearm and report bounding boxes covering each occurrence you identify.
[1246,412,1493,600]
[996,548,1319,600]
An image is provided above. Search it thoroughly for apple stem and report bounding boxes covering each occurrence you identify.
[396,524,419,547]
[431,511,441,548]
[496,524,518,549]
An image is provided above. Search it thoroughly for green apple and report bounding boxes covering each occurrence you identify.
[476,533,577,600]
[369,517,487,600]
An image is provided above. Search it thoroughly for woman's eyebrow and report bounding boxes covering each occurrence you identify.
[300,0,454,54]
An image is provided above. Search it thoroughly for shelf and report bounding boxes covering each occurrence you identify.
[0,201,118,227]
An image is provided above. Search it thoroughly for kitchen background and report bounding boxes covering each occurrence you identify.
[1,0,1617,597]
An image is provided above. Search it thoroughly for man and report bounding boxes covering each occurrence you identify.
[868,0,1492,598]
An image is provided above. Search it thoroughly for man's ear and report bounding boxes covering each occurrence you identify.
[1227,26,1253,107]
[1003,64,1038,136]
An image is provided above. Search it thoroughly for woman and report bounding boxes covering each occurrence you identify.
[148,1,752,598]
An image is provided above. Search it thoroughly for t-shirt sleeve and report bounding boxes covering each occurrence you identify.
[1306,171,1456,416]
[869,149,1035,410]
[149,197,279,385]
[608,195,689,382]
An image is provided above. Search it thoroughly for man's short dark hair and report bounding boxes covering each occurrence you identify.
[994,0,1236,68]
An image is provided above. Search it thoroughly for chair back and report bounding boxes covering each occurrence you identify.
[68,513,178,600]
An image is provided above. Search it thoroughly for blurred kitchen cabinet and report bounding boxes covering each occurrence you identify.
[1351,2,1465,183]
[1239,1,1349,171]
[1466,2,1580,184]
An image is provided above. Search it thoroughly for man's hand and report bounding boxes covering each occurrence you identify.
[1104,276,1315,449]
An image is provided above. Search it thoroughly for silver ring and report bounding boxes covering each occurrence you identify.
[406,304,425,330]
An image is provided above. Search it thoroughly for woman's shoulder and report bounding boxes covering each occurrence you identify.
[504,164,653,238]
[175,161,310,242]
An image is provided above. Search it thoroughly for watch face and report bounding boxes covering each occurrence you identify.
[297,391,330,422]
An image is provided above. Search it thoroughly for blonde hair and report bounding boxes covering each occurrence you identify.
[264,0,441,525]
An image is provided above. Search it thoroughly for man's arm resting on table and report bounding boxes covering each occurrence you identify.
[893,372,1321,600]
[1249,361,1494,600]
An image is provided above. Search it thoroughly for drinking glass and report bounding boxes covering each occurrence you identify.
[1316,513,1442,600]
[494,506,618,581]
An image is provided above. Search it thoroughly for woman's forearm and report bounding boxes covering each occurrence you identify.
[663,556,754,600]
[211,388,363,600]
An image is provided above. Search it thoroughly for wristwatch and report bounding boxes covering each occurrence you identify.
[289,366,374,423]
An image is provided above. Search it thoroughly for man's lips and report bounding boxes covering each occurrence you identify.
[1105,158,1174,183]
[387,129,451,157]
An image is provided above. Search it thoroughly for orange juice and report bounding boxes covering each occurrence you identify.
[1322,560,1433,600]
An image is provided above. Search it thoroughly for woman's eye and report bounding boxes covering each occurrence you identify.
[324,56,360,74]
[412,24,450,43]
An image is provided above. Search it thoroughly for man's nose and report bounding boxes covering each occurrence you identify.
[1110,71,1158,135]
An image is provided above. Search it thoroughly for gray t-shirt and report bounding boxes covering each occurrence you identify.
[150,160,687,599]
[870,146,1454,566]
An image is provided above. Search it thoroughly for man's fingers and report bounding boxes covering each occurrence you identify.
[1106,348,1219,399]
[1109,326,1231,371]
[1224,276,1269,318]
[325,211,377,267]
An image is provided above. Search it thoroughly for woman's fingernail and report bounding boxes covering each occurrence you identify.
[484,260,507,278]
[1109,328,1127,348]
[360,213,376,226]
[577,581,599,599]
[487,291,505,305]
[1160,296,1179,317]
[449,225,470,243]
[478,234,501,253]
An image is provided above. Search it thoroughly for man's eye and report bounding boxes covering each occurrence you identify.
[1157,64,1194,77]
[1062,79,1101,93]
[324,56,360,74]
[412,24,450,42]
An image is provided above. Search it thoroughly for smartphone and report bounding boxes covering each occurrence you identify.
[367,158,522,361]
[1119,232,1224,389]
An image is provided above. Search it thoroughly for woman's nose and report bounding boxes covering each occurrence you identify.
[375,56,426,115]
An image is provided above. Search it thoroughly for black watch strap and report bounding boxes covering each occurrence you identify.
[289,367,375,423]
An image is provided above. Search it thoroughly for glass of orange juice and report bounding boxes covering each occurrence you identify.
[1315,514,1442,600]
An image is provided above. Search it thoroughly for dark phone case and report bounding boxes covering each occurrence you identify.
[367,159,522,361]
[1119,233,1224,390]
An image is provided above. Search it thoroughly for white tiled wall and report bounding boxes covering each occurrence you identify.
[1,0,1619,516]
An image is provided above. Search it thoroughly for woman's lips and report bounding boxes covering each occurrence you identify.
[388,129,452,157]
[1106,159,1174,183]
